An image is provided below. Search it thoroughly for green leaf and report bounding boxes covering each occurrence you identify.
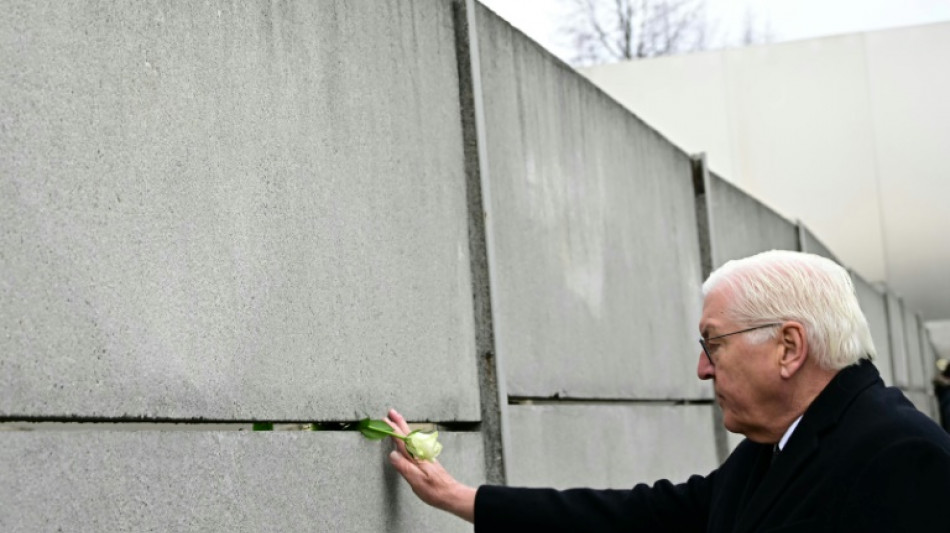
[252,422,273,431]
[358,418,405,441]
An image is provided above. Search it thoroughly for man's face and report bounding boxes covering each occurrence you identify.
[698,287,783,442]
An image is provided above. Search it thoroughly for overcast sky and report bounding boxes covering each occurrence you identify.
[479,0,950,63]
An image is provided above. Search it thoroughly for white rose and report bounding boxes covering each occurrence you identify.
[404,430,443,461]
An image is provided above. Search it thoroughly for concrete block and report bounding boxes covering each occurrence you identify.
[475,6,708,401]
[886,293,910,388]
[506,404,719,489]
[904,308,926,389]
[0,430,483,532]
[797,223,840,264]
[922,327,938,368]
[851,272,894,386]
[0,0,480,420]
[705,173,799,268]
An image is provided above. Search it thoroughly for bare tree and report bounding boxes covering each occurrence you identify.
[561,0,709,66]
[738,6,773,47]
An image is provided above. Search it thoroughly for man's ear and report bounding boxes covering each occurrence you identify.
[778,322,808,379]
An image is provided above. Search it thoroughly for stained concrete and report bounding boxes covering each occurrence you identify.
[0,0,480,421]
[851,272,894,386]
[506,404,719,489]
[886,293,910,388]
[797,224,840,264]
[705,173,799,268]
[475,5,707,401]
[0,430,483,532]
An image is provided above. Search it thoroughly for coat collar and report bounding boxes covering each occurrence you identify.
[733,359,881,533]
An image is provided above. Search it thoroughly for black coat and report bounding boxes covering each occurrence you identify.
[475,361,950,532]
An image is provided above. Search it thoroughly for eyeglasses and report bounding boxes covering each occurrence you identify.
[699,323,781,366]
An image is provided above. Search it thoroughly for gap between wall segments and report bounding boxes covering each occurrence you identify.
[0,418,481,432]
[508,396,715,406]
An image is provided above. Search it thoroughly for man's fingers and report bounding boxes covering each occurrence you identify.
[388,408,412,434]
[382,415,404,435]
[389,450,418,480]
[383,414,411,458]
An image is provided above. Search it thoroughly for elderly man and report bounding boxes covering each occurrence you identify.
[384,251,950,531]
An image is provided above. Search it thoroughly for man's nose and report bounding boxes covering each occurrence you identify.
[697,352,715,380]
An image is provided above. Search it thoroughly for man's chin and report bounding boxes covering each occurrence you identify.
[721,412,741,434]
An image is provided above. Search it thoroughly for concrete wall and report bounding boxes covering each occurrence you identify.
[887,294,911,388]
[0,431,485,532]
[474,4,716,489]
[506,404,718,489]
[703,172,798,269]
[1,0,479,422]
[2,1,485,530]
[798,223,840,264]
[905,308,927,390]
[476,6,705,402]
[851,272,894,387]
[2,1,941,528]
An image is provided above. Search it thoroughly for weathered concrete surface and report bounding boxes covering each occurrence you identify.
[886,293,910,388]
[705,173,799,268]
[0,0,480,421]
[904,307,927,389]
[0,431,483,532]
[506,404,718,489]
[851,273,894,386]
[476,6,707,400]
[797,223,840,264]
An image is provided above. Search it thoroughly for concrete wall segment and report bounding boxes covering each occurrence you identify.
[506,403,718,489]
[886,293,910,388]
[904,308,926,389]
[922,327,938,367]
[0,0,480,421]
[705,172,798,268]
[0,431,484,532]
[475,5,708,401]
[797,223,840,264]
[851,272,894,386]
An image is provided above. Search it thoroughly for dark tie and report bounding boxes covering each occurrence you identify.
[771,444,780,465]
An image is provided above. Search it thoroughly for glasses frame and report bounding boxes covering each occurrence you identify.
[699,323,782,366]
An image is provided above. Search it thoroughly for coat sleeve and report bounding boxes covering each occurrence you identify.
[835,437,950,532]
[473,473,714,533]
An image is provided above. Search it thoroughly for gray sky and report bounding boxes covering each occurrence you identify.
[479,0,950,63]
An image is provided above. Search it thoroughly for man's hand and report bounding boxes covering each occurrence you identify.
[384,409,477,523]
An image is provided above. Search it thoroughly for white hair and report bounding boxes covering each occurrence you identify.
[702,250,875,370]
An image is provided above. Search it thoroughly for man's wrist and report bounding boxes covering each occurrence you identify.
[442,482,477,523]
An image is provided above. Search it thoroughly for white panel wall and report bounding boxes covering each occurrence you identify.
[582,23,950,322]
